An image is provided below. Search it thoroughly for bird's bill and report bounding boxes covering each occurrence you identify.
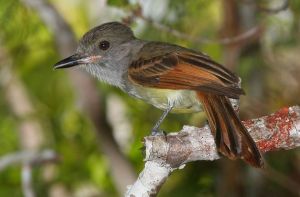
[53,54,101,69]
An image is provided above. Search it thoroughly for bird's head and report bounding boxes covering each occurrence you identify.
[53,22,136,83]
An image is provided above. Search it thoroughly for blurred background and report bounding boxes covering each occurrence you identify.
[0,0,299,196]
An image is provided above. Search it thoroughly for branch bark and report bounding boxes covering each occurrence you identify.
[126,106,300,196]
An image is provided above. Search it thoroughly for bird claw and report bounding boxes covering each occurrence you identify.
[151,129,166,136]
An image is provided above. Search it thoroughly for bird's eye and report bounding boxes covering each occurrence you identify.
[99,40,110,50]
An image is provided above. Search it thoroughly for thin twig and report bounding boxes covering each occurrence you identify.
[146,17,262,45]
[0,150,59,172]
[240,0,289,14]
[22,163,35,197]
[122,5,263,45]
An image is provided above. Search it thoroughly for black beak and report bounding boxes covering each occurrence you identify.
[53,54,86,69]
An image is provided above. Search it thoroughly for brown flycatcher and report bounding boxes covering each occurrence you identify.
[53,22,263,168]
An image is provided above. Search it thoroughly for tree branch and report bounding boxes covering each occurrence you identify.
[122,5,263,45]
[241,0,289,14]
[0,150,58,172]
[21,164,34,197]
[126,106,300,196]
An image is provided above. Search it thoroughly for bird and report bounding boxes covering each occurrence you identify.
[53,21,263,168]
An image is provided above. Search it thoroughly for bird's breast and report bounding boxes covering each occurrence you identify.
[126,85,203,113]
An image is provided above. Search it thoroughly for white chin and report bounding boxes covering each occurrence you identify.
[82,64,123,88]
[83,64,102,80]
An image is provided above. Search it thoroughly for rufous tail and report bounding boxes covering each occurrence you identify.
[197,92,263,168]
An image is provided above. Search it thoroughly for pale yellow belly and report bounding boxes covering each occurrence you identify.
[128,85,203,113]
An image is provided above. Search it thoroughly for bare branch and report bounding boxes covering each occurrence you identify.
[0,150,58,172]
[22,164,35,197]
[241,0,289,14]
[126,106,300,196]
[146,18,262,45]
[122,5,263,45]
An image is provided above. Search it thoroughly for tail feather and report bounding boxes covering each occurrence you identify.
[197,92,263,168]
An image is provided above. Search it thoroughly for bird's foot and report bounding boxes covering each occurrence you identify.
[151,129,167,136]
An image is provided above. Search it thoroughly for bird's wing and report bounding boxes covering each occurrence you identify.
[128,42,244,99]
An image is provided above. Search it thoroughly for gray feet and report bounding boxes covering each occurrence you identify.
[150,101,174,136]
[151,129,166,136]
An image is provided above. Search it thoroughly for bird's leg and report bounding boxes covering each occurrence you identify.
[151,102,174,136]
